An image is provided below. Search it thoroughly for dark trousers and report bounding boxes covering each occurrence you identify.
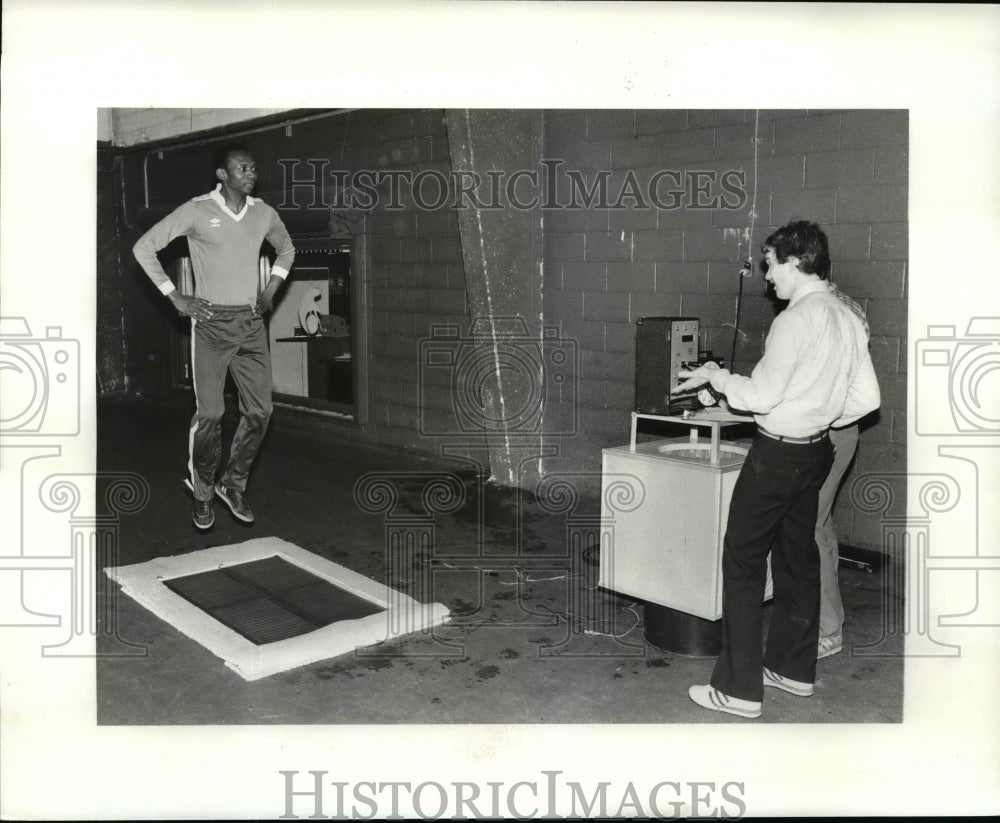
[710,432,834,702]
[188,307,272,502]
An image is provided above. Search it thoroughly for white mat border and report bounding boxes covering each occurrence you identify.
[105,536,450,681]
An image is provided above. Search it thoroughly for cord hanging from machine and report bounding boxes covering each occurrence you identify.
[729,109,761,372]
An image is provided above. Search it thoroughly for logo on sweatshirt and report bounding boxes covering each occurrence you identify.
[209,218,222,228]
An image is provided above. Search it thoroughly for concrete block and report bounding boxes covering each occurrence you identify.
[656,206,716,231]
[414,264,452,289]
[714,122,757,159]
[611,134,661,169]
[607,262,655,293]
[836,184,907,223]
[372,333,420,361]
[587,110,636,141]
[683,228,746,262]
[432,237,463,264]
[579,378,634,410]
[422,288,469,315]
[891,409,907,445]
[805,148,876,188]
[680,293,738,328]
[583,291,630,322]
[563,262,608,292]
[632,229,685,262]
[581,350,632,381]
[552,141,613,174]
[878,373,907,413]
[656,260,710,294]
[841,110,908,148]
[854,442,907,480]
[875,144,908,185]
[871,222,908,260]
[544,206,610,234]
[687,109,748,128]
[711,198,756,229]
[429,134,451,163]
[384,311,416,336]
[866,298,907,338]
[825,223,872,262]
[371,380,402,405]
[845,508,888,553]
[604,321,635,353]
[629,292,682,322]
[585,231,633,263]
[735,294,782,331]
[869,335,901,373]
[544,232,586,263]
[833,260,906,299]
[400,237,432,263]
[755,153,805,191]
[659,128,717,164]
[769,187,837,226]
[413,109,447,137]
[708,261,759,296]
[416,208,458,238]
[370,309,390,334]
[544,289,584,319]
[445,264,468,290]
[557,319,606,352]
[773,113,842,155]
[608,203,659,232]
[635,109,688,135]
[374,212,418,238]
[381,263,416,288]
[704,259,739,295]
[544,111,589,152]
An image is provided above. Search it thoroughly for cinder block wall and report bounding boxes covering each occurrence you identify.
[104,108,906,552]
[109,108,293,147]
[542,109,908,552]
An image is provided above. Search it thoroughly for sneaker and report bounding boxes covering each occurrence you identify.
[192,498,215,530]
[215,484,254,523]
[817,634,843,660]
[688,684,762,719]
[762,667,814,697]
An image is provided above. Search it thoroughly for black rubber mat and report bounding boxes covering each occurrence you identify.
[164,555,385,645]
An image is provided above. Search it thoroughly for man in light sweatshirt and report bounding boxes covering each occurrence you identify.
[133,145,295,530]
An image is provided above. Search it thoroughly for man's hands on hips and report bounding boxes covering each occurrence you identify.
[169,292,214,321]
[254,277,282,317]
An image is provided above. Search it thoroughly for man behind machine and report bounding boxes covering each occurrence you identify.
[678,220,879,718]
[133,145,295,530]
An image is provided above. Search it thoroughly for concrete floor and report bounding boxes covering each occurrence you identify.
[97,394,903,725]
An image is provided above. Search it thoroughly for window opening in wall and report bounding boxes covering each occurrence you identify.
[268,239,358,418]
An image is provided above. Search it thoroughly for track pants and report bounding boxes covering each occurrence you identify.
[189,307,272,502]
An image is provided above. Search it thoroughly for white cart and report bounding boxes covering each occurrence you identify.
[598,410,754,655]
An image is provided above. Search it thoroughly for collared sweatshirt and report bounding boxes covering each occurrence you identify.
[133,184,295,306]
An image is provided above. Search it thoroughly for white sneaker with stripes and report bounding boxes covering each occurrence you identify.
[688,684,762,718]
